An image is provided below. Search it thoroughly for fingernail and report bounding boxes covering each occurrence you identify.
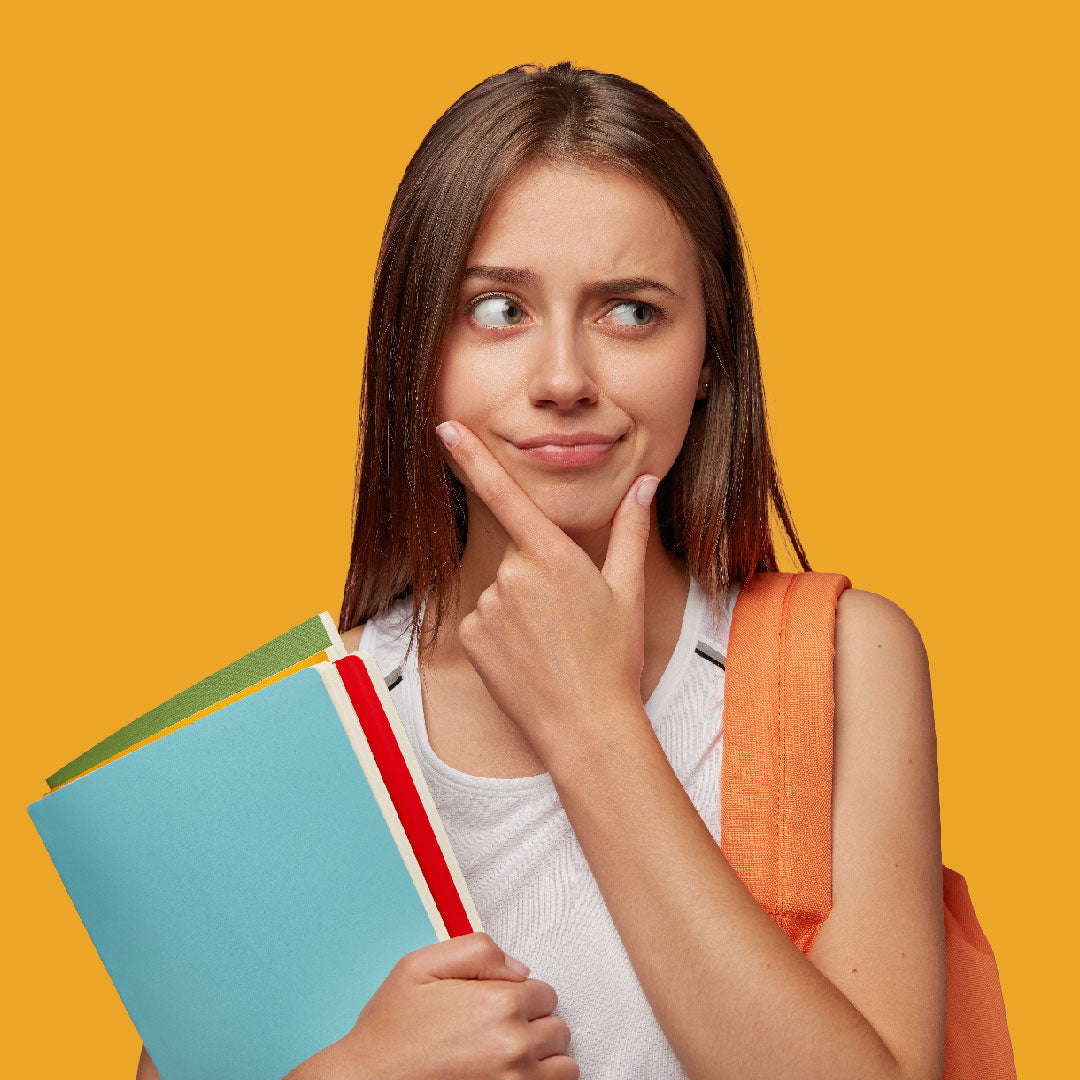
[636,476,659,508]
[505,955,530,976]
[436,422,460,449]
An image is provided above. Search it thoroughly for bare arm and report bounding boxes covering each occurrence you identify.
[136,1045,160,1080]
[541,588,946,1080]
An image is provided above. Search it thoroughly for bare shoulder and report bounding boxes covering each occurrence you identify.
[835,585,925,649]
[806,588,946,1078]
[831,588,938,758]
[830,588,939,842]
[341,623,366,652]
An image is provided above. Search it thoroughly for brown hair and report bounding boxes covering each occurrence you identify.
[337,60,810,668]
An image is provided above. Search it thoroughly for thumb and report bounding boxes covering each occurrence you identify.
[405,932,531,984]
[602,474,658,602]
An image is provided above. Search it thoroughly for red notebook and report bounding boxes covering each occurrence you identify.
[336,651,478,937]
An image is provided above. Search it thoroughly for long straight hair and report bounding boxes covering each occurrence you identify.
[338,61,810,669]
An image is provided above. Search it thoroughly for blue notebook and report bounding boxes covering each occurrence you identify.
[28,652,482,1080]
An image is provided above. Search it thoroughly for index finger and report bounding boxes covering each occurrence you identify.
[436,420,562,556]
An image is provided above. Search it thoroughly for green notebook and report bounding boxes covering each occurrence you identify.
[46,611,346,790]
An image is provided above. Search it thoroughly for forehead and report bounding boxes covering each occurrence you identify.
[467,160,696,279]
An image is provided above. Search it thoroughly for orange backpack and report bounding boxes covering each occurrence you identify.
[718,570,1017,1079]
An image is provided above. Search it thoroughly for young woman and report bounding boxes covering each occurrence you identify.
[139,61,946,1080]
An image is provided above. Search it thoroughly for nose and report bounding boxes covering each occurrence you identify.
[526,328,599,408]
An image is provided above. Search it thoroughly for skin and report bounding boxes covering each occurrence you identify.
[423,425,946,1080]
[412,160,945,1078]
[138,160,946,1079]
[421,159,711,696]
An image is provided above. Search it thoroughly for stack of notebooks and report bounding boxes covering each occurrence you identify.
[27,612,482,1080]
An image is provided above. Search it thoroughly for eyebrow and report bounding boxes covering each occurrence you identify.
[462,264,685,301]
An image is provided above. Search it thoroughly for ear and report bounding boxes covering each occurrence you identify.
[697,344,714,400]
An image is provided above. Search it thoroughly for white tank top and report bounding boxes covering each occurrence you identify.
[357,573,741,1078]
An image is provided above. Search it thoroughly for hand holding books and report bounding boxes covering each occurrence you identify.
[284,933,575,1080]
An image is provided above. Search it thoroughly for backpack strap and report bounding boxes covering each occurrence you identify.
[719,570,852,954]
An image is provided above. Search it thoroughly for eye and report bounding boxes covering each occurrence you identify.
[467,295,526,327]
[463,293,666,330]
[607,300,660,327]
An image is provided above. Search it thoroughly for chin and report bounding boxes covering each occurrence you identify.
[538,500,618,534]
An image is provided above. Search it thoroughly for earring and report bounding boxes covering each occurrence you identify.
[702,382,710,394]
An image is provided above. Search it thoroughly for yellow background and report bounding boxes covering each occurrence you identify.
[4,2,1073,1075]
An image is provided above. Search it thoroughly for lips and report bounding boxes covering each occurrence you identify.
[512,431,621,449]
[516,441,619,468]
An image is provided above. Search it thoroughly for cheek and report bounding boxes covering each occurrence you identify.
[432,357,505,495]
[433,355,508,425]
[629,367,699,423]
[630,381,700,469]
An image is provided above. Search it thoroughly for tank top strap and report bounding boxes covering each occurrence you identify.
[692,577,743,672]
[357,592,427,692]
